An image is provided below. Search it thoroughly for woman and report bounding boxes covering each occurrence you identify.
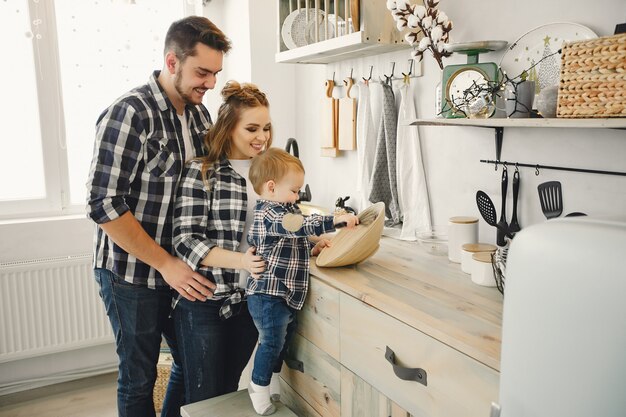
[172,80,271,404]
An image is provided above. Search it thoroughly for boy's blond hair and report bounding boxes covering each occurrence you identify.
[249,148,305,195]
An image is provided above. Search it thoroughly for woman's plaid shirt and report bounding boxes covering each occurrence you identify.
[86,71,211,288]
[173,159,248,298]
[246,200,336,310]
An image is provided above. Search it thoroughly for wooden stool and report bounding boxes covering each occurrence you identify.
[181,389,298,417]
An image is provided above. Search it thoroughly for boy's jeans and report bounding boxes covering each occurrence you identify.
[94,268,184,417]
[247,293,298,386]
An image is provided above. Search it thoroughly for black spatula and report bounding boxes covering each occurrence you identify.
[538,181,563,219]
[508,169,521,234]
[496,169,509,246]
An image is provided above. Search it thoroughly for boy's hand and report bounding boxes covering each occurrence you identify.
[312,238,332,256]
[334,213,359,229]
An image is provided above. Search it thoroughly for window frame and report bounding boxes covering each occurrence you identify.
[0,0,202,221]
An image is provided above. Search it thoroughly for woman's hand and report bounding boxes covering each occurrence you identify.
[311,238,332,256]
[241,246,265,279]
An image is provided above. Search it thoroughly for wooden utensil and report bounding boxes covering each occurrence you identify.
[338,77,356,150]
[321,79,338,157]
[350,0,360,32]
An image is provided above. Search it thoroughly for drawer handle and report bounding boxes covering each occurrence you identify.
[285,357,304,373]
[385,346,428,386]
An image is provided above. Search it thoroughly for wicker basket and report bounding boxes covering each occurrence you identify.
[153,351,173,412]
[557,33,626,118]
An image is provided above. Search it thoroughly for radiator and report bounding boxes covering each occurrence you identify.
[0,254,113,363]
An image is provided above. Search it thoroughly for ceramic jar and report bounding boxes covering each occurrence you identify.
[461,243,497,274]
[448,216,478,263]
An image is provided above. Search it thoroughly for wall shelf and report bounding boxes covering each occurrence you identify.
[410,118,626,162]
[275,31,409,64]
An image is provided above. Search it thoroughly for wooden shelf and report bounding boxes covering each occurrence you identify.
[409,118,626,129]
[275,31,409,64]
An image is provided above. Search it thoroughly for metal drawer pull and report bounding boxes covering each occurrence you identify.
[285,356,304,373]
[385,346,428,386]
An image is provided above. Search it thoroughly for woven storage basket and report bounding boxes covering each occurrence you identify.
[153,351,173,412]
[557,33,626,118]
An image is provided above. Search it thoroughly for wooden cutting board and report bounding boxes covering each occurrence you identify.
[321,79,338,157]
[338,77,356,151]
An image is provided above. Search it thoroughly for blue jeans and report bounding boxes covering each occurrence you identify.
[94,268,184,417]
[173,297,258,404]
[247,294,298,386]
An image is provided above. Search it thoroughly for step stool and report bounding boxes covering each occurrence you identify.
[181,389,298,417]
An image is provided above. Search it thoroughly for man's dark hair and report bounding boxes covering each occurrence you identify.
[164,16,231,61]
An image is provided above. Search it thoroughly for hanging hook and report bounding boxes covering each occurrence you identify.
[515,162,519,173]
[494,160,499,171]
[535,164,540,176]
[402,59,414,77]
[362,65,373,83]
[503,161,508,171]
[332,71,336,84]
[384,62,395,79]
[349,68,353,80]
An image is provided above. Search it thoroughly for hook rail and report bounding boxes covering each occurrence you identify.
[480,159,626,177]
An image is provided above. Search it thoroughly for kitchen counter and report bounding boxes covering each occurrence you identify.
[280,236,503,416]
[311,236,503,371]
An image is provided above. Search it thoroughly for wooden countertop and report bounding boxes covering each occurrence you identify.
[311,237,503,372]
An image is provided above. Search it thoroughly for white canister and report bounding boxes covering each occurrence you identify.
[461,243,497,274]
[448,216,478,263]
[471,252,496,287]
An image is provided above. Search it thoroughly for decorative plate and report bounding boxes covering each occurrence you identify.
[281,8,325,50]
[499,22,596,93]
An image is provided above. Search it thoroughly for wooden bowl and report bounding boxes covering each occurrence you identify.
[315,202,385,267]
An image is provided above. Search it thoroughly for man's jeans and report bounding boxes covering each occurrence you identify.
[247,293,298,386]
[94,268,184,417]
[173,297,258,404]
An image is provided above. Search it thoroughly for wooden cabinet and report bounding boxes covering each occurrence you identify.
[279,237,503,417]
[276,0,410,64]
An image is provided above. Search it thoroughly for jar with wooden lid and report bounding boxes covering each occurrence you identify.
[461,243,497,274]
[471,252,496,287]
[448,216,478,263]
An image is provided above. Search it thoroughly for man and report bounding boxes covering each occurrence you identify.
[86,16,230,417]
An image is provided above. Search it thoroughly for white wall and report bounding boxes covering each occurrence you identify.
[279,0,626,244]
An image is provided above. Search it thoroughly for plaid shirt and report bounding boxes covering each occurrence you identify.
[173,159,248,300]
[86,71,212,288]
[246,200,336,310]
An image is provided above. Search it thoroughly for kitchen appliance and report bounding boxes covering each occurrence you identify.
[494,217,626,417]
[440,41,507,118]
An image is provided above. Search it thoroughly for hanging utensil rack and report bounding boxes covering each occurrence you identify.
[479,159,626,177]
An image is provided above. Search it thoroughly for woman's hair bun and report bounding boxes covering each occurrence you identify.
[220,80,243,101]
[220,80,269,107]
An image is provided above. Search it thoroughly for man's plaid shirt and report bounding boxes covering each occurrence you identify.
[246,200,336,310]
[86,71,212,288]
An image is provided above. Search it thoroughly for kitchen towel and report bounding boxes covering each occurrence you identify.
[369,80,400,225]
[396,81,432,240]
[356,81,377,211]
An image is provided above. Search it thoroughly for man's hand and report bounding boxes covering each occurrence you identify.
[312,238,332,256]
[241,247,266,279]
[159,255,216,301]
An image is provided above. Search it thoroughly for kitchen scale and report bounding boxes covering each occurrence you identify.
[440,40,508,118]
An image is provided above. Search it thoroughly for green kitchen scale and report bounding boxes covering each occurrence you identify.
[440,40,508,118]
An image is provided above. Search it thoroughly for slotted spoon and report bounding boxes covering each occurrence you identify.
[476,191,514,240]
[538,181,563,219]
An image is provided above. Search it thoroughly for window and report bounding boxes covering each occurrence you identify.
[0,0,201,219]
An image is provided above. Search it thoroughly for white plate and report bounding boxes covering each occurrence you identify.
[306,12,343,43]
[499,22,596,93]
[281,8,325,50]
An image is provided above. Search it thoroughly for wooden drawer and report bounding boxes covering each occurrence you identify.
[297,276,340,360]
[340,294,499,417]
[281,332,341,417]
[341,366,411,417]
